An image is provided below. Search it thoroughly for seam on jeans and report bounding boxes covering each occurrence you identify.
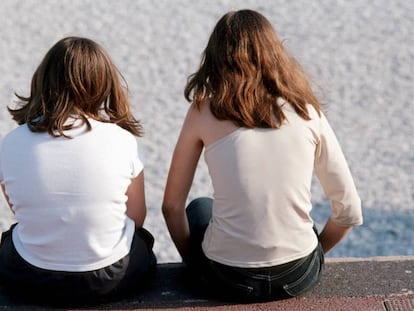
[267,273,272,298]
[283,248,318,291]
[230,252,312,281]
[268,254,310,281]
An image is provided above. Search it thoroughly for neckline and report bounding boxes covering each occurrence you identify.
[205,128,246,152]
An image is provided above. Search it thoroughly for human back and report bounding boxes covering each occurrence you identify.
[1,119,140,271]
[201,100,321,267]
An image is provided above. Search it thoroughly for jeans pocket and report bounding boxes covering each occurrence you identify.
[283,246,323,297]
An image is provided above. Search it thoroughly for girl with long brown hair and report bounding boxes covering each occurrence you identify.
[0,37,156,305]
[163,10,362,301]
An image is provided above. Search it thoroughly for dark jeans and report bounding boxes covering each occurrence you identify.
[0,224,156,306]
[185,197,324,302]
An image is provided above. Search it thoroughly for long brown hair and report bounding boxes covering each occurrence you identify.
[185,10,321,128]
[9,36,143,137]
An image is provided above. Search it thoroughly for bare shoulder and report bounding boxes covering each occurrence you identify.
[182,104,203,134]
[197,103,239,147]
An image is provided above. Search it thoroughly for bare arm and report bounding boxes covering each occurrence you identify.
[318,218,352,254]
[162,106,203,260]
[126,171,146,228]
[1,184,13,212]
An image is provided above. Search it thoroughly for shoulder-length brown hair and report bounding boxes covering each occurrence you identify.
[9,36,143,137]
[185,10,321,128]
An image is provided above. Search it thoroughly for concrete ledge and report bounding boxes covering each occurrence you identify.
[0,256,413,310]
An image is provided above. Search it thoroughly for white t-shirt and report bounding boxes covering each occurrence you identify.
[202,103,362,268]
[0,119,143,272]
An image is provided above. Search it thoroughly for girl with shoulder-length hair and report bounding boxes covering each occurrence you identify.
[163,10,362,302]
[10,36,142,138]
[0,37,156,306]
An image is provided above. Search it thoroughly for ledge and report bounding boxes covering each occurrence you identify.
[0,256,413,310]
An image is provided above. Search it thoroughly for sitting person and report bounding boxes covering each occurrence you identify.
[162,10,363,302]
[0,36,156,305]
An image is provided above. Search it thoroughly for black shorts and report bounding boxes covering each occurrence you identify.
[0,224,156,306]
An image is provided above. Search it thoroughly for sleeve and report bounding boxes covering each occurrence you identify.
[314,112,363,226]
[130,137,144,178]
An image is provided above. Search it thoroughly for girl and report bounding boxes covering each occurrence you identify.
[162,10,363,302]
[0,37,156,305]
